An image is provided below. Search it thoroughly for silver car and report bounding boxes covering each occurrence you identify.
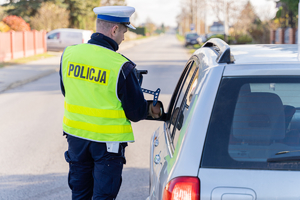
[147,38,300,200]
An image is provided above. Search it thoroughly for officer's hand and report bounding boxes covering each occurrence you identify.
[149,102,162,119]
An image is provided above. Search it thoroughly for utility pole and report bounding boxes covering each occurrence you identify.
[196,0,201,35]
[298,0,300,59]
[190,0,194,32]
[224,0,229,42]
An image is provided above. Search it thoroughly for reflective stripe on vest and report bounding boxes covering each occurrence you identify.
[62,43,134,142]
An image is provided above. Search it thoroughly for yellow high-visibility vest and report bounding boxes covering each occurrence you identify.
[61,43,134,142]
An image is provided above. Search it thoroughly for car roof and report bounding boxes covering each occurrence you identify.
[195,38,300,65]
[193,38,300,76]
[47,28,91,35]
[230,44,299,65]
[185,32,198,35]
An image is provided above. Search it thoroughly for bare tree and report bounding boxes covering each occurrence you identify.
[195,0,208,34]
[30,2,69,31]
[0,6,6,20]
[100,0,126,6]
[234,2,258,35]
[177,5,190,35]
[177,0,198,34]
[208,0,241,26]
[209,0,223,22]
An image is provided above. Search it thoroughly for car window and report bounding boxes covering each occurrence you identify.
[169,62,198,144]
[172,65,199,147]
[48,32,60,40]
[201,77,300,170]
[168,62,193,135]
[186,33,199,39]
[167,61,192,130]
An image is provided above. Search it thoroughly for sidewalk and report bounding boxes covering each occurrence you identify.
[0,36,160,93]
[0,55,61,93]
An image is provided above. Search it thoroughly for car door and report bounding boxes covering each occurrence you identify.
[149,59,199,200]
[46,31,61,50]
[62,31,83,47]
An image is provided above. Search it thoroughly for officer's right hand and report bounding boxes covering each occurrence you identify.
[149,102,162,119]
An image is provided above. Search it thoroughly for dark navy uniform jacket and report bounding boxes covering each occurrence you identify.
[59,33,149,125]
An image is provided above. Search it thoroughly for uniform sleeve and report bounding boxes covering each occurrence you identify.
[118,62,148,122]
[59,54,65,97]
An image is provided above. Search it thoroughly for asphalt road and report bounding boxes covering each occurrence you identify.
[0,32,189,200]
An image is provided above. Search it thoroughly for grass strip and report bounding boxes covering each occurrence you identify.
[0,53,54,68]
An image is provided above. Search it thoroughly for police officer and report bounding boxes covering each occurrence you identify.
[59,6,162,200]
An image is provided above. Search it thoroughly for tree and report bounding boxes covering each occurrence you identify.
[145,17,156,36]
[177,0,207,35]
[233,1,271,44]
[30,2,69,31]
[280,0,298,16]
[0,21,10,32]
[2,0,101,30]
[208,0,241,28]
[177,0,241,36]
[57,0,100,29]
[3,15,30,31]
[2,0,44,22]
[0,6,6,20]
[100,0,126,6]
[234,1,258,35]
[275,0,298,28]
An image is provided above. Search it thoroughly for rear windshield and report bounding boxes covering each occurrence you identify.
[201,77,300,170]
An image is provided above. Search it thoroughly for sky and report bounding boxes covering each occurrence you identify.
[126,0,278,27]
[0,0,279,27]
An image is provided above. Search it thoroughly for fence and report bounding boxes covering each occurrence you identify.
[0,30,47,62]
[270,28,298,44]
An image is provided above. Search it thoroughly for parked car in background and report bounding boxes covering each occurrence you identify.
[196,34,207,44]
[147,38,300,200]
[184,32,200,46]
[46,28,92,51]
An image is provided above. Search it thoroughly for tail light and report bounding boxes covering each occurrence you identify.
[163,176,200,200]
[82,39,84,43]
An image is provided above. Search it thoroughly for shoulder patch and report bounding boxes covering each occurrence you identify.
[121,62,136,78]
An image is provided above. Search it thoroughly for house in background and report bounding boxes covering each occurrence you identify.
[209,22,224,35]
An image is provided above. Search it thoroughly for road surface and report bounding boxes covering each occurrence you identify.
[0,31,189,200]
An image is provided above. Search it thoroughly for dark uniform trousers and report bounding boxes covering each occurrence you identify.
[64,134,126,200]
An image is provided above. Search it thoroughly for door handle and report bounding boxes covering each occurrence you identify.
[154,154,161,165]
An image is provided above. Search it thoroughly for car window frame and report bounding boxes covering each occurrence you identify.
[166,61,194,124]
[168,62,194,130]
[47,32,60,40]
[165,58,199,152]
[171,63,199,147]
[170,62,198,137]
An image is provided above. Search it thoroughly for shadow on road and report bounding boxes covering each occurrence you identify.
[118,167,150,200]
[0,168,150,200]
[3,72,61,94]
[0,173,70,200]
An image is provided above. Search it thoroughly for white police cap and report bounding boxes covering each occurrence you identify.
[93,6,136,30]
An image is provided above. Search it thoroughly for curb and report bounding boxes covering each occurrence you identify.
[0,69,58,93]
[0,36,160,93]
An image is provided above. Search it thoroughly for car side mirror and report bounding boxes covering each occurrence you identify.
[145,100,167,121]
